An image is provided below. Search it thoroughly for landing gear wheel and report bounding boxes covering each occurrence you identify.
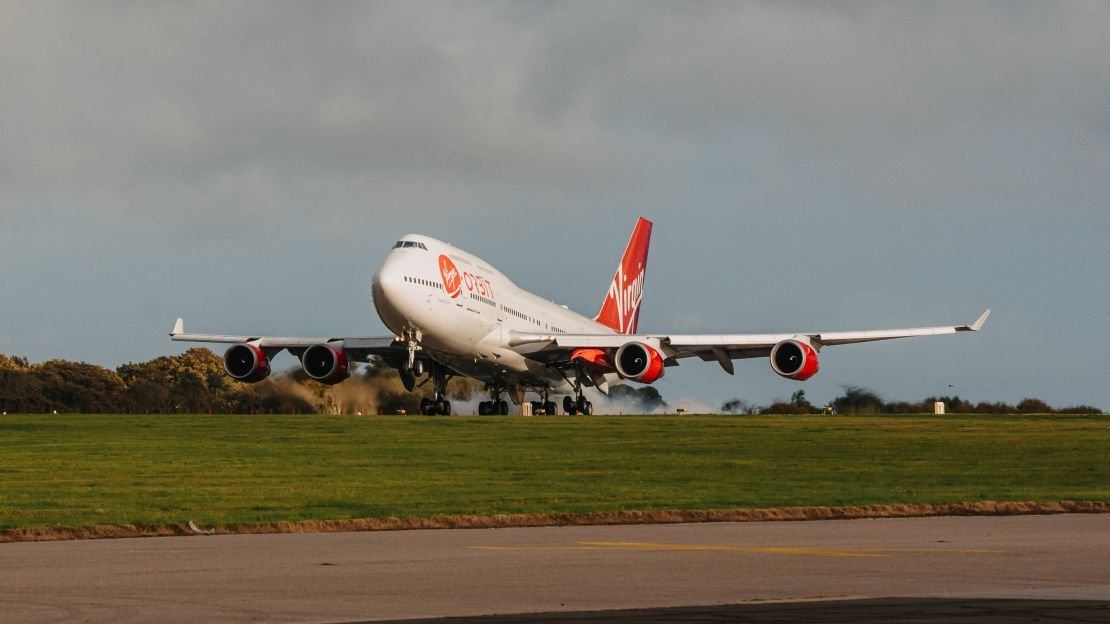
[577,396,589,415]
[440,400,452,416]
[545,401,557,416]
[478,401,488,416]
[420,398,432,416]
[497,400,509,415]
[563,396,574,415]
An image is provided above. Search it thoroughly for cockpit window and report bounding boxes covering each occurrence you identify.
[392,241,428,250]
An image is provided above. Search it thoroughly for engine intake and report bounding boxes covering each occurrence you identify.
[614,342,665,384]
[302,344,351,385]
[223,344,271,383]
[770,339,819,381]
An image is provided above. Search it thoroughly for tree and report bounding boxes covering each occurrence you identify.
[831,386,884,415]
[790,389,813,409]
[720,398,753,414]
[0,354,29,370]
[0,367,44,413]
[34,359,127,413]
[1016,398,1052,414]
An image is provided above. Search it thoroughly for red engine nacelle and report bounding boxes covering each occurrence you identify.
[614,342,666,384]
[302,344,351,385]
[770,339,820,381]
[223,343,271,383]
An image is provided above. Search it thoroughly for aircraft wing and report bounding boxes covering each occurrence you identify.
[510,309,991,373]
[169,318,402,362]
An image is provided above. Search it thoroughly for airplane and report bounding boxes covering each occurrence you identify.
[171,217,989,416]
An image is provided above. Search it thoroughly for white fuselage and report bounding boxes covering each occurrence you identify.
[370,234,617,391]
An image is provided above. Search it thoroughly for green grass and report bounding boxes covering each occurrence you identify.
[1,413,1108,531]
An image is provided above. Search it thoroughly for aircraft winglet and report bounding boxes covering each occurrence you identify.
[968,309,991,332]
[171,318,184,336]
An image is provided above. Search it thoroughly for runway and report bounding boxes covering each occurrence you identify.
[2,514,1107,623]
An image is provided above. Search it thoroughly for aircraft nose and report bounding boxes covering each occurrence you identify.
[372,255,402,304]
[371,252,409,331]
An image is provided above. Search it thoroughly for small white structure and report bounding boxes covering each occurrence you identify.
[934,401,946,415]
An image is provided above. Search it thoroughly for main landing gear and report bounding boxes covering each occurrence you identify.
[562,371,593,416]
[419,364,452,416]
[563,395,593,415]
[529,389,557,416]
[479,383,510,416]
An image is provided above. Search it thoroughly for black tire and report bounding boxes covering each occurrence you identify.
[563,396,574,414]
[478,401,488,416]
[576,396,588,414]
[545,401,557,416]
[441,400,452,416]
[498,400,509,415]
[585,401,594,415]
[420,398,432,415]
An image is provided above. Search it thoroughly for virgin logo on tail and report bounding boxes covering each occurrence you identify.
[596,217,652,334]
[439,255,462,298]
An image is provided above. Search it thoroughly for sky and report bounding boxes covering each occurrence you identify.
[2,1,1108,411]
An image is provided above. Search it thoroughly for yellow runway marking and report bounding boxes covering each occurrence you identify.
[472,541,1001,558]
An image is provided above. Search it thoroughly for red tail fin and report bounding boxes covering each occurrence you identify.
[595,217,652,334]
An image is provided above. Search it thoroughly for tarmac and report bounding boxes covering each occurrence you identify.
[2,514,1107,623]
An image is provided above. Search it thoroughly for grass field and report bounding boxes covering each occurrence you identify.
[1,413,1108,532]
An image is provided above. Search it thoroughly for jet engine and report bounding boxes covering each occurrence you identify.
[770,339,820,381]
[614,342,666,384]
[302,344,351,385]
[223,343,271,383]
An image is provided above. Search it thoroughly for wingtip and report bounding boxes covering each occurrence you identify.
[970,309,991,331]
[171,318,184,336]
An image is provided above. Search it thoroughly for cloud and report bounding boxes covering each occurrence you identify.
[3,2,1108,230]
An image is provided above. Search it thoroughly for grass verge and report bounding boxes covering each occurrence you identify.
[1,413,1108,541]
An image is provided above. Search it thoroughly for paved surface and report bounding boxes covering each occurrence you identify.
[1,515,1108,623]
[371,599,1110,623]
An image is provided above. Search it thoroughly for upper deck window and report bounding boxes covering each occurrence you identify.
[392,241,428,250]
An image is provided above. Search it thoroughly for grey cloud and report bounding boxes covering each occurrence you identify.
[4,2,1109,220]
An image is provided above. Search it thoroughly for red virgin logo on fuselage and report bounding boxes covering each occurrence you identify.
[439,255,462,298]
[438,254,496,300]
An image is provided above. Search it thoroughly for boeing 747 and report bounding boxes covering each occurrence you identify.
[171,217,989,415]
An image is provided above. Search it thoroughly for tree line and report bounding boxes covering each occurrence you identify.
[0,351,1103,415]
[720,387,1104,415]
[0,349,479,415]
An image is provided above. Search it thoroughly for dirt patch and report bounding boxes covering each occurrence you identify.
[3,500,1107,543]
